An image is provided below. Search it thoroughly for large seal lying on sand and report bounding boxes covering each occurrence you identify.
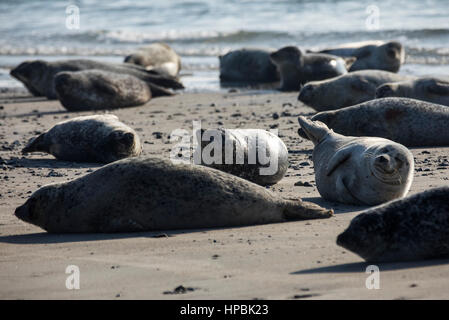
[376,77,449,106]
[298,70,413,111]
[298,116,414,206]
[298,97,449,147]
[124,43,181,77]
[314,40,405,72]
[54,70,152,111]
[195,128,288,185]
[269,46,354,91]
[14,157,333,233]
[219,49,280,84]
[22,114,142,163]
[10,59,183,99]
[337,187,449,262]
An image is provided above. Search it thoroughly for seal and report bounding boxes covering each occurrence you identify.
[54,70,152,111]
[124,43,182,77]
[337,186,449,262]
[196,128,289,185]
[376,77,449,106]
[219,48,280,84]
[22,114,142,163]
[297,116,414,206]
[314,40,405,72]
[298,97,449,147]
[14,157,333,233]
[269,46,355,91]
[10,59,184,99]
[298,70,413,111]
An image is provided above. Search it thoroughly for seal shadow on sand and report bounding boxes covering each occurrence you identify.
[6,157,103,169]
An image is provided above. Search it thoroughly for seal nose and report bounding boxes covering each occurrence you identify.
[375,154,395,173]
[298,85,313,102]
[376,84,394,98]
[14,204,28,221]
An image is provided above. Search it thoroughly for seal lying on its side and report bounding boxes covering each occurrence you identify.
[54,70,152,111]
[298,70,413,111]
[376,77,449,106]
[14,157,333,233]
[298,116,414,206]
[219,48,280,84]
[10,59,184,99]
[269,46,355,91]
[298,97,449,147]
[337,187,449,262]
[22,114,142,163]
[196,128,289,185]
[124,43,181,77]
[313,40,405,72]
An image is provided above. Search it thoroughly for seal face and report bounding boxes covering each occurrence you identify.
[54,70,152,111]
[376,77,449,106]
[270,46,352,91]
[10,59,183,99]
[14,157,333,233]
[337,187,449,262]
[297,70,413,111]
[303,97,449,147]
[22,114,142,163]
[196,128,289,185]
[124,42,181,77]
[298,116,414,206]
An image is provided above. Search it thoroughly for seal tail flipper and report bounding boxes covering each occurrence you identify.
[283,200,334,220]
[326,146,353,176]
[147,83,175,97]
[297,116,331,145]
[22,134,46,154]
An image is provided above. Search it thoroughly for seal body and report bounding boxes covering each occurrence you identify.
[316,41,405,72]
[298,70,412,111]
[14,157,333,233]
[301,97,449,147]
[298,116,414,206]
[124,43,181,77]
[337,187,449,262]
[219,49,280,84]
[196,128,289,185]
[54,70,152,111]
[10,59,183,99]
[22,114,142,163]
[376,77,449,106]
[270,46,353,91]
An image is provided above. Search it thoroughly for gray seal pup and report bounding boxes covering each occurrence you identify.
[337,187,449,262]
[196,128,289,185]
[298,70,413,111]
[10,59,184,99]
[269,46,355,91]
[313,40,405,72]
[297,116,414,206]
[124,42,181,77]
[298,97,449,147]
[219,48,280,84]
[54,70,152,111]
[14,157,333,233]
[376,77,449,106]
[22,114,142,163]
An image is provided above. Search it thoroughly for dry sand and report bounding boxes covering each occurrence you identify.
[0,89,448,300]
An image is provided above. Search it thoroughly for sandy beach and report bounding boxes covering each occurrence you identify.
[1,89,448,300]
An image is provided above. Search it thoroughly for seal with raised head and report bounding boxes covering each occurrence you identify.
[54,70,152,111]
[219,48,280,84]
[337,186,449,262]
[298,70,413,111]
[10,59,183,99]
[376,77,449,106]
[14,157,333,233]
[298,97,449,147]
[22,114,142,163]
[195,128,289,185]
[314,40,405,72]
[269,46,355,91]
[297,116,414,206]
[124,43,181,78]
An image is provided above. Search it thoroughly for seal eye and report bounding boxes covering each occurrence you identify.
[394,156,403,169]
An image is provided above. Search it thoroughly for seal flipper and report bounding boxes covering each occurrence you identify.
[297,116,331,145]
[326,146,353,176]
[283,200,333,220]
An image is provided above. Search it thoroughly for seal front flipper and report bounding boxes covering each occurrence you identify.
[326,146,353,176]
[297,116,331,145]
